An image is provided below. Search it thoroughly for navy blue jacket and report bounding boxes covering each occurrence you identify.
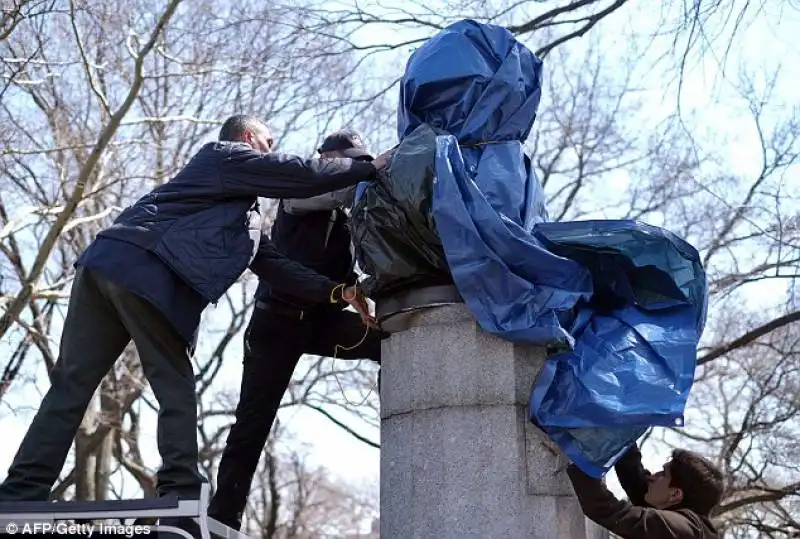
[255,199,355,310]
[249,234,349,305]
[97,141,376,303]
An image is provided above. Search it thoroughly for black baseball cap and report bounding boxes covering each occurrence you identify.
[317,130,373,160]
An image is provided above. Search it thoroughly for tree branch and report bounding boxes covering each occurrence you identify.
[0,0,184,340]
[698,310,800,365]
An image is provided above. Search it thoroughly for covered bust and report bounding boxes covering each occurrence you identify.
[350,19,708,477]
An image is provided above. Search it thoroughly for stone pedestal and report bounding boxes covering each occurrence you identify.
[380,304,592,539]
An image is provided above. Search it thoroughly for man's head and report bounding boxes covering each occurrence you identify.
[644,449,724,515]
[318,129,373,161]
[219,115,274,153]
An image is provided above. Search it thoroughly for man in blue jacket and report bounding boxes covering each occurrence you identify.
[207,130,384,531]
[0,115,382,511]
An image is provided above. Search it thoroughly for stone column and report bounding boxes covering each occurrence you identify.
[379,303,591,539]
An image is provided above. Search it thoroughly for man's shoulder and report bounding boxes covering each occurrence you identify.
[669,508,719,538]
[614,506,718,539]
[191,141,253,162]
[212,143,306,172]
[161,142,252,189]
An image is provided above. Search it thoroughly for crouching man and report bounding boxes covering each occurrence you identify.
[567,444,723,538]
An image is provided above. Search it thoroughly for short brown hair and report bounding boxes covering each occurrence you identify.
[668,449,724,515]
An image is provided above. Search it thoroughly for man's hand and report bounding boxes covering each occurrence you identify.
[372,147,395,171]
[342,284,378,329]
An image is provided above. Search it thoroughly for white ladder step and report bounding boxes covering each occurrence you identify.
[0,484,249,539]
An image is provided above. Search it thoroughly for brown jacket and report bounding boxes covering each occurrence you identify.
[566,447,718,539]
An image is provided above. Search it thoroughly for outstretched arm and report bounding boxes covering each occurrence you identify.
[221,146,376,199]
[566,465,700,538]
[249,237,376,327]
[249,237,344,304]
[282,186,356,215]
[614,444,652,507]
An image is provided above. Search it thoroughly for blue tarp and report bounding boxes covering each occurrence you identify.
[352,19,708,477]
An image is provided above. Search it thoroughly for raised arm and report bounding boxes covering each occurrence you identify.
[614,444,652,507]
[282,185,356,215]
[566,465,702,538]
[220,146,376,199]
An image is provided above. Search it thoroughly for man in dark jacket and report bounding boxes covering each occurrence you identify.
[207,130,384,532]
[567,443,723,538]
[0,116,382,510]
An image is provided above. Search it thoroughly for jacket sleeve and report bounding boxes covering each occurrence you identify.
[566,465,702,539]
[220,147,376,199]
[282,185,356,215]
[614,444,652,506]
[248,237,343,303]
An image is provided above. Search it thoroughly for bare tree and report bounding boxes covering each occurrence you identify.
[527,37,799,537]
[0,0,184,341]
[0,0,383,504]
[1,3,797,538]
[0,1,58,43]
[242,423,379,539]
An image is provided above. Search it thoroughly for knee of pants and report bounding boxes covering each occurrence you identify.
[226,411,275,442]
[223,430,272,456]
[234,386,286,419]
[46,369,101,411]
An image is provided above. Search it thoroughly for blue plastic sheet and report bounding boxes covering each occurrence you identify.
[527,221,707,476]
[355,19,708,477]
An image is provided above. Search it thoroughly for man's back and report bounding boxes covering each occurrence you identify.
[255,127,373,310]
[98,140,375,304]
[96,141,261,304]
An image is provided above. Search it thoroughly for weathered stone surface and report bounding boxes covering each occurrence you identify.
[380,304,595,538]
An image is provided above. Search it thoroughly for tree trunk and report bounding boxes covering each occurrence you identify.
[74,398,98,501]
[93,430,113,500]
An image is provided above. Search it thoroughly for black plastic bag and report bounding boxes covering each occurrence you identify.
[350,124,453,298]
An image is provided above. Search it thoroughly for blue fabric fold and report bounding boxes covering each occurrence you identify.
[360,18,709,477]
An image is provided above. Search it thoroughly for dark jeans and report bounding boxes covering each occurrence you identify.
[0,266,205,501]
[207,302,383,530]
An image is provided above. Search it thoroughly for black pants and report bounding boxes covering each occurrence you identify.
[0,266,205,501]
[207,302,383,529]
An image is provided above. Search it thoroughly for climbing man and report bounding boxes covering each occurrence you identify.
[0,115,387,534]
[207,129,385,531]
[567,442,723,538]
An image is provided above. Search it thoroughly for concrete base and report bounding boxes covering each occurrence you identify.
[380,304,592,539]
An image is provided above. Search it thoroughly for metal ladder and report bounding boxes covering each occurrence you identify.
[0,483,248,539]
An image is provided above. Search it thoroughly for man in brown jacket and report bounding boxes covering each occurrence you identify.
[567,444,724,538]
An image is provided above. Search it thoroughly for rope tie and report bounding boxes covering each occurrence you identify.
[330,322,378,407]
[459,139,505,148]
